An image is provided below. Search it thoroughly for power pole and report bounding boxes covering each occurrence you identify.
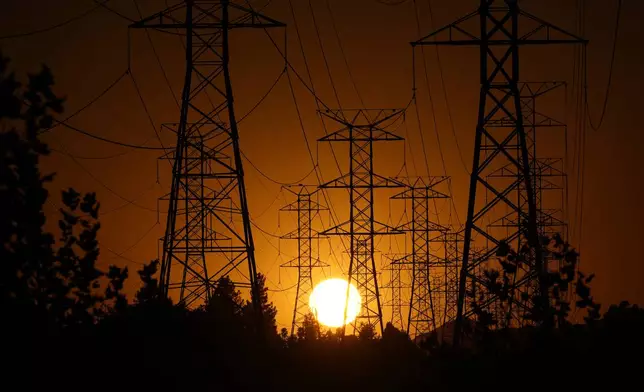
[412,0,585,345]
[130,1,284,308]
[392,177,449,338]
[319,109,405,336]
[280,186,328,336]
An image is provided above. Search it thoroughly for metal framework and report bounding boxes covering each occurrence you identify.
[392,177,449,338]
[412,0,585,343]
[319,109,405,335]
[382,254,409,331]
[280,186,328,336]
[487,81,569,318]
[131,1,284,308]
[436,231,464,327]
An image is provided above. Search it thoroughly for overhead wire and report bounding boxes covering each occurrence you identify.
[132,0,181,109]
[425,0,469,176]
[376,0,411,5]
[52,117,167,150]
[39,69,130,135]
[129,71,171,155]
[307,0,343,109]
[93,0,184,36]
[0,1,110,40]
[424,0,463,227]
[584,0,622,132]
[106,220,160,263]
[50,145,133,161]
[238,68,287,123]
[279,0,352,264]
[411,0,449,232]
[324,0,367,109]
[54,142,160,213]
[242,151,317,186]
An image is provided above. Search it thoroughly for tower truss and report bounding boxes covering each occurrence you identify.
[412,0,585,343]
[439,231,464,326]
[382,255,409,331]
[280,186,328,336]
[487,81,569,318]
[319,109,405,335]
[131,1,284,308]
[391,177,449,338]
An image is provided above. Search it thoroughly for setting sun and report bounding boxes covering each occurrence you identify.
[309,278,361,328]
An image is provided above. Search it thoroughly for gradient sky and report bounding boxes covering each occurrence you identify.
[1,0,642,329]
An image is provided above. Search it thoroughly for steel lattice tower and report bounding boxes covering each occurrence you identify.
[412,0,585,343]
[392,178,449,338]
[319,109,405,335]
[280,186,328,336]
[382,255,409,330]
[488,81,569,318]
[439,231,464,326]
[131,1,284,308]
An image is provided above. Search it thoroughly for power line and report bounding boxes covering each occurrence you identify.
[104,246,146,265]
[129,71,170,153]
[424,0,469,176]
[424,0,464,227]
[278,0,352,266]
[132,0,181,109]
[0,1,110,40]
[54,142,160,213]
[53,117,167,150]
[106,221,159,263]
[412,0,442,179]
[411,0,449,233]
[93,0,183,36]
[238,68,287,123]
[324,0,367,109]
[252,188,284,220]
[261,22,332,112]
[307,0,343,109]
[375,0,411,5]
[50,146,132,161]
[40,69,130,135]
[585,0,622,132]
[242,150,317,186]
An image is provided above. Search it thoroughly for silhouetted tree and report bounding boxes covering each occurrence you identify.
[243,273,278,337]
[0,52,128,330]
[134,260,163,304]
[358,323,376,340]
[296,312,319,341]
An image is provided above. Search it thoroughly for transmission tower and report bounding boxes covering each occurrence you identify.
[487,81,569,317]
[319,109,405,336]
[131,1,284,308]
[382,255,409,330]
[391,177,449,338]
[412,0,585,343]
[439,231,464,326]
[280,186,328,336]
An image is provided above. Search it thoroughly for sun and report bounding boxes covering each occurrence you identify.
[309,278,361,328]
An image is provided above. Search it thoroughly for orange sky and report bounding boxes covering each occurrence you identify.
[1,0,643,330]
